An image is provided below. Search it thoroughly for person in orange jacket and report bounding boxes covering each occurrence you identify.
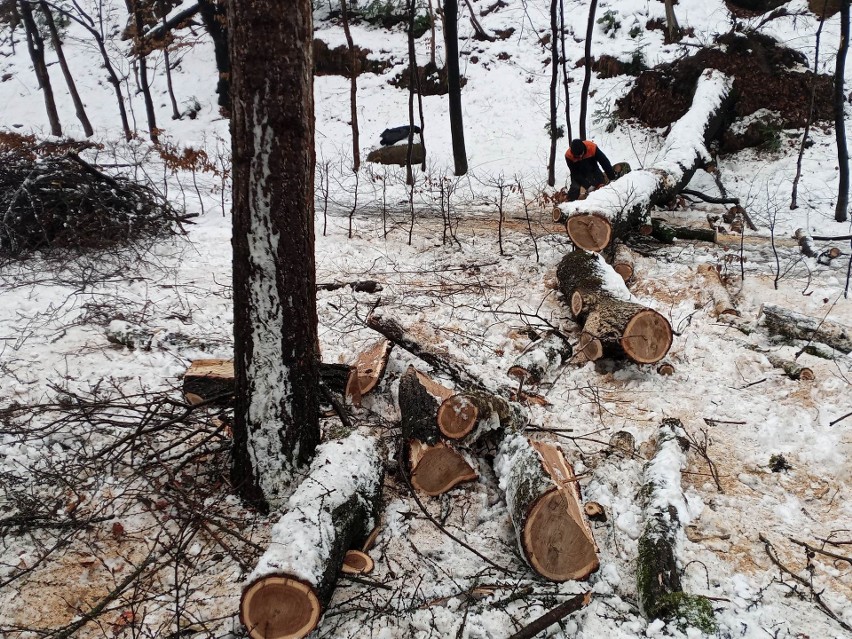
[564,138,616,201]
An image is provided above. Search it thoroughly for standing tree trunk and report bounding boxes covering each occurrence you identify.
[579,0,597,139]
[340,0,360,171]
[559,0,572,142]
[444,0,468,175]
[663,0,681,43]
[835,0,850,222]
[19,0,62,137]
[547,0,559,186]
[130,0,159,143]
[158,0,182,120]
[198,0,230,114]
[39,1,93,136]
[229,0,320,510]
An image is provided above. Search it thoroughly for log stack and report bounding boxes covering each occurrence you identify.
[240,431,383,639]
[495,434,599,581]
[557,250,673,364]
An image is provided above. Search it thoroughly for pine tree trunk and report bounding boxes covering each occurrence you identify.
[39,1,93,136]
[20,1,62,137]
[229,0,320,510]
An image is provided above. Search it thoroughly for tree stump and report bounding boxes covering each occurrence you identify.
[495,435,599,581]
[240,432,383,639]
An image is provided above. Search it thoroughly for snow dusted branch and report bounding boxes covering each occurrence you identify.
[559,69,734,251]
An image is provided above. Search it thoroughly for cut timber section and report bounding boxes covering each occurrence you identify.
[398,366,477,496]
[761,304,852,354]
[557,70,733,251]
[696,264,737,317]
[507,331,573,385]
[557,250,672,364]
[437,390,527,443]
[183,359,361,407]
[240,432,383,639]
[496,434,599,581]
[612,244,635,284]
[354,338,392,395]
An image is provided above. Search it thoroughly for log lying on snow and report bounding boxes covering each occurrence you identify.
[240,431,383,639]
[353,338,393,395]
[495,434,599,581]
[761,304,852,354]
[637,418,716,633]
[183,359,361,407]
[557,70,734,251]
[611,243,635,283]
[696,264,737,317]
[648,218,718,244]
[507,331,573,386]
[437,390,527,443]
[557,250,673,364]
[398,365,477,496]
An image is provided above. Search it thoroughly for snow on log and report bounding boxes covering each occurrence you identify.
[398,365,478,495]
[437,390,527,442]
[761,304,852,354]
[240,431,383,639]
[637,418,715,633]
[557,251,673,364]
[696,264,737,317]
[182,359,361,407]
[793,228,818,258]
[495,434,599,581]
[558,70,734,251]
[507,331,573,385]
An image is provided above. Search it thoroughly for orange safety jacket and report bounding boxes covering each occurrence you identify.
[564,140,598,163]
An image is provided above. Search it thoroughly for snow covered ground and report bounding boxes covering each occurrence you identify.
[0,0,850,637]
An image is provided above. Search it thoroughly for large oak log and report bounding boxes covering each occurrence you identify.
[761,304,851,354]
[495,434,599,581]
[182,359,361,407]
[637,419,716,633]
[558,70,734,251]
[398,365,477,495]
[557,251,673,364]
[240,431,383,639]
[507,331,573,385]
[611,243,636,284]
[437,390,527,442]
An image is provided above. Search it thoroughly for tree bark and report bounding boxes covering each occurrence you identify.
[129,0,159,143]
[557,250,673,364]
[495,435,599,581]
[561,70,733,251]
[611,243,635,283]
[39,1,93,136]
[696,264,737,317]
[198,0,230,113]
[158,0,182,120]
[761,303,851,354]
[559,0,572,142]
[437,390,526,442]
[637,419,716,633]
[229,0,320,509]
[240,432,383,639]
[835,0,850,222]
[547,0,559,187]
[340,0,360,171]
[20,0,62,137]
[507,331,573,385]
[663,0,681,43]
[444,0,468,175]
[579,0,597,139]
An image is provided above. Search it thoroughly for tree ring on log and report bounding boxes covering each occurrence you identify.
[566,214,612,252]
[578,332,604,361]
[621,309,673,364]
[570,291,584,318]
[523,489,600,581]
[409,441,477,495]
[613,263,634,282]
[342,550,374,575]
[436,394,478,439]
[241,576,321,639]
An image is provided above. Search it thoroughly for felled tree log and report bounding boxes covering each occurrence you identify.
[637,419,716,633]
[611,243,635,283]
[507,331,573,385]
[495,434,599,581]
[794,228,819,258]
[557,251,673,364]
[240,431,383,639]
[557,70,733,251]
[437,390,527,442]
[765,354,814,381]
[353,338,393,395]
[761,304,852,354]
[650,218,718,244]
[183,359,360,407]
[398,366,477,495]
[696,264,737,317]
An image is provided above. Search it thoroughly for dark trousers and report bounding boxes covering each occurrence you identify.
[566,167,605,201]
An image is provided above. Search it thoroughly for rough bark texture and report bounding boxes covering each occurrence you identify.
[240,432,383,639]
[340,0,360,171]
[761,303,851,354]
[437,390,526,442]
[835,0,850,222]
[696,264,737,317]
[130,0,158,143]
[557,249,631,321]
[229,0,319,509]
[399,365,451,445]
[637,419,716,633]
[560,71,734,250]
[198,0,231,112]
[507,331,573,384]
[612,243,635,283]
[444,0,468,175]
[495,435,599,581]
[765,354,814,381]
[651,218,717,244]
[20,1,62,137]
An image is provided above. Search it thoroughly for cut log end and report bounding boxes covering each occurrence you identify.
[566,215,612,252]
[507,364,530,382]
[523,488,600,581]
[578,332,604,361]
[621,309,673,364]
[341,550,374,575]
[570,290,584,318]
[613,263,634,283]
[355,339,392,395]
[437,394,479,439]
[798,368,815,381]
[409,441,477,496]
[584,501,607,522]
[657,363,675,376]
[241,576,321,639]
